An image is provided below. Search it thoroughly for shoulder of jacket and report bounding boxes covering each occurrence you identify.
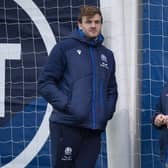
[162,83,168,92]
[101,45,113,55]
[161,84,168,96]
[164,83,168,87]
[58,38,79,50]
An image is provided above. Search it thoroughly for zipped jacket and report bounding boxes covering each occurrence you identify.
[38,29,118,130]
[152,84,168,162]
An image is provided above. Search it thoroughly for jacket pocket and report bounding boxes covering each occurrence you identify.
[98,80,111,123]
[99,80,104,108]
[67,76,92,121]
[98,80,107,123]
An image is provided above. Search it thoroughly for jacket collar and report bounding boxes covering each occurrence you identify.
[69,27,104,47]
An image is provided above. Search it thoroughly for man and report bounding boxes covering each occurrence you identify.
[38,6,118,168]
[153,84,168,168]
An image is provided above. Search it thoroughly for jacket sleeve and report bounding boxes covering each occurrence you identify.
[38,43,68,111]
[106,52,118,119]
[152,100,163,129]
[152,89,166,129]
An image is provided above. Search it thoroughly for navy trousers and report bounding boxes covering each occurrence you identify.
[49,121,101,168]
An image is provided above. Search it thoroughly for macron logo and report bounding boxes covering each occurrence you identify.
[77,49,81,55]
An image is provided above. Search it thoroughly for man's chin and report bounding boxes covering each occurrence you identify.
[87,34,99,39]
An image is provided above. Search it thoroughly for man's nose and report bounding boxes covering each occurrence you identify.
[91,22,96,27]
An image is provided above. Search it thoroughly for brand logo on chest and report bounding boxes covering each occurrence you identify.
[100,54,109,69]
[77,49,82,55]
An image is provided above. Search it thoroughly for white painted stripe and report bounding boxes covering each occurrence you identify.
[0,44,21,117]
[3,0,56,167]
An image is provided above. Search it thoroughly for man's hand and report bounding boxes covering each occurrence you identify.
[154,114,168,127]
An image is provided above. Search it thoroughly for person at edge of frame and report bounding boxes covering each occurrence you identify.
[153,83,168,168]
[38,5,118,168]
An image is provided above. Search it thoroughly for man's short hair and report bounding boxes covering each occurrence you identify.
[78,6,103,23]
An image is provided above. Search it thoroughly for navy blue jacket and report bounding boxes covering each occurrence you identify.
[38,29,118,130]
[153,84,168,162]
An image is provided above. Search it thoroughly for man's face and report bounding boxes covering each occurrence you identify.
[78,14,102,39]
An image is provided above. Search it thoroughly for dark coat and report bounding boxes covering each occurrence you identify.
[38,29,118,130]
[153,84,168,162]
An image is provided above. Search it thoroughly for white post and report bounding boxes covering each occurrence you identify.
[100,0,139,168]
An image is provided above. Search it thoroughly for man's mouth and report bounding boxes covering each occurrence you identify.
[90,30,97,33]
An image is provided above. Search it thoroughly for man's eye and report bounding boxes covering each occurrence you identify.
[85,20,101,24]
[95,21,101,24]
[86,21,92,24]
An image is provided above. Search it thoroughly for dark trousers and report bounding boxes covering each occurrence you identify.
[49,121,101,168]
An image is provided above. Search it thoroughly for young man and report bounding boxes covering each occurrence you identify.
[153,84,168,168]
[38,6,118,168]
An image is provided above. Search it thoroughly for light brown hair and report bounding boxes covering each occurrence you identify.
[78,6,103,23]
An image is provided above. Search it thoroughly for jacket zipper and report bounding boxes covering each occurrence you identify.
[89,47,96,129]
